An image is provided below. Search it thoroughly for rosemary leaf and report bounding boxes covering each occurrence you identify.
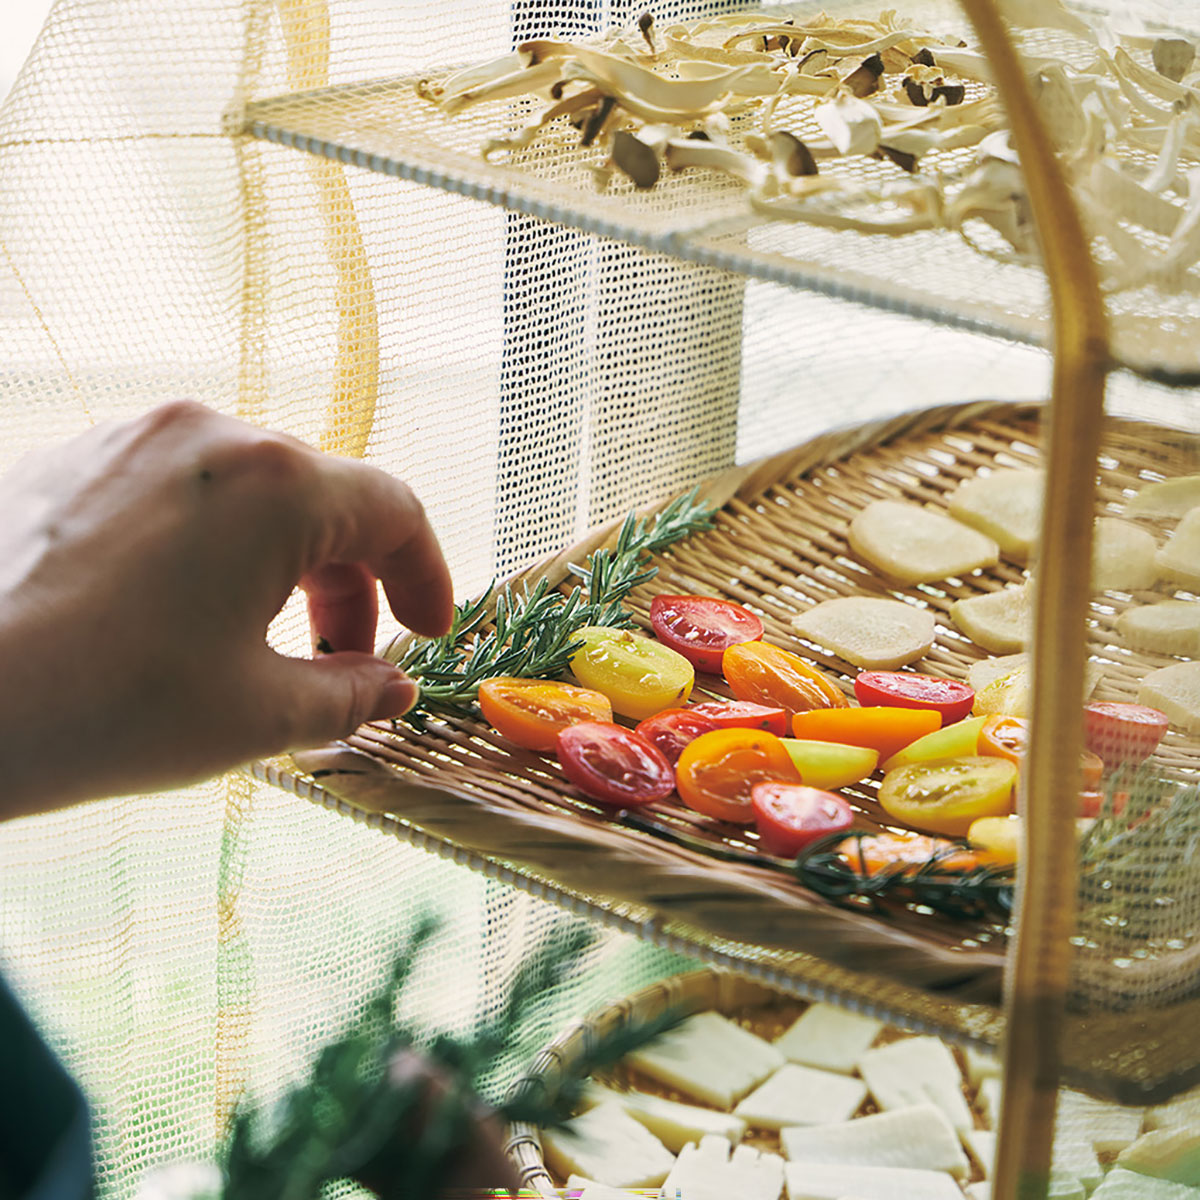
[399,488,715,717]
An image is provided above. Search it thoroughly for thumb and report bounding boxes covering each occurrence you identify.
[260,651,419,751]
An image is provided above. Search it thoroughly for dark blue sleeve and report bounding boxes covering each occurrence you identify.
[0,973,93,1200]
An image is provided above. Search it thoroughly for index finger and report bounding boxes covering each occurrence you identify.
[303,456,455,640]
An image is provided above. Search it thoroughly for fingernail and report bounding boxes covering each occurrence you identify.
[369,671,419,720]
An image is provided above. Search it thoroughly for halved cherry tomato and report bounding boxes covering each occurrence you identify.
[790,706,940,762]
[568,626,694,720]
[479,677,613,752]
[968,815,1021,867]
[1084,702,1169,766]
[687,700,788,736]
[853,671,975,725]
[882,715,989,771]
[780,739,878,789]
[650,594,764,673]
[722,642,848,718]
[1078,788,1130,819]
[751,783,854,857]
[877,756,1018,836]
[979,715,1103,789]
[676,727,800,824]
[834,832,984,876]
[555,721,674,808]
[634,708,720,766]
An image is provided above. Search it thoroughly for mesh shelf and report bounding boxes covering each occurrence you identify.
[243,0,1200,385]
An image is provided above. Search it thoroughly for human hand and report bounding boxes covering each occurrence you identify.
[0,400,453,816]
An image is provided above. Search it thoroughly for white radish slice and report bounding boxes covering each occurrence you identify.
[951,582,1033,653]
[791,596,935,669]
[948,468,1043,561]
[849,500,999,584]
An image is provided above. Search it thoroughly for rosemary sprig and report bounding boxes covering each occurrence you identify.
[399,489,715,717]
[793,832,1015,921]
[219,920,678,1200]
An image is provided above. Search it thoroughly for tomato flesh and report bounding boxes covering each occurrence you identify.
[479,677,612,752]
[650,594,764,673]
[980,714,1104,790]
[676,727,800,824]
[686,700,788,736]
[1084,701,1169,766]
[568,626,694,720]
[751,783,854,857]
[555,721,674,808]
[854,671,975,725]
[835,832,984,876]
[635,708,720,766]
[722,641,848,718]
[877,755,1018,837]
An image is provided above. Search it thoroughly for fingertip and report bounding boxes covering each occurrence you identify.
[367,669,420,721]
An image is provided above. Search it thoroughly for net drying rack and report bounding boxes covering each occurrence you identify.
[237,0,1200,1193]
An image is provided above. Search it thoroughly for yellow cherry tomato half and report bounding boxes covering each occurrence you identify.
[478,677,613,752]
[676,727,800,825]
[722,641,848,718]
[882,715,989,771]
[968,814,1021,867]
[568,626,694,721]
[877,755,1018,837]
[780,738,878,790]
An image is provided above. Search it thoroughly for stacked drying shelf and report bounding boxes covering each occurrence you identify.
[245,0,1200,1105]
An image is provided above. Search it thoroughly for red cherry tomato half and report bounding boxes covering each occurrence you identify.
[853,671,975,725]
[686,700,788,736]
[478,677,613,752]
[635,708,720,766]
[555,722,674,808]
[1085,702,1169,766]
[650,594,764,673]
[750,783,854,858]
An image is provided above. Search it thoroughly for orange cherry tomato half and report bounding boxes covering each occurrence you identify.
[1084,702,1169,766]
[634,708,720,766]
[478,677,613,752]
[751,783,854,857]
[853,671,975,725]
[980,714,1102,789]
[722,641,848,718]
[790,706,940,762]
[835,832,985,876]
[555,721,674,808]
[676,727,801,825]
[687,700,788,736]
[650,594,764,673]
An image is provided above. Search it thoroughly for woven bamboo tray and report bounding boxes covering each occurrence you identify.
[265,397,1200,1100]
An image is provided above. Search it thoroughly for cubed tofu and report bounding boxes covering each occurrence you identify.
[774,1004,883,1075]
[734,1064,867,1130]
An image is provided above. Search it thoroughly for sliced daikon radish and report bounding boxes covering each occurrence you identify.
[783,1159,964,1200]
[1148,1081,1200,1131]
[971,655,1103,718]
[540,1102,674,1189]
[1127,475,1200,519]
[623,1011,784,1108]
[774,1003,883,1075]
[951,582,1032,654]
[1156,508,1200,590]
[1094,518,1160,592]
[977,1077,1003,1128]
[964,1128,996,1178]
[579,1081,746,1151]
[1117,599,1200,655]
[848,500,999,584]
[734,1063,867,1129]
[1091,1166,1200,1199]
[780,1103,968,1177]
[565,1176,638,1200]
[1057,1088,1146,1154]
[948,468,1044,560]
[963,1046,1002,1088]
[858,1036,973,1136]
[790,596,935,669]
[1118,1127,1200,1186]
[1139,661,1200,732]
[661,1134,785,1200]
[967,1174,1086,1200]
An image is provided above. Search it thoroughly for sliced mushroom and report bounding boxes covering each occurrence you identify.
[1154,38,1196,84]
[440,60,565,115]
[843,53,885,98]
[664,138,770,189]
[769,130,819,176]
[611,128,661,188]
[814,91,883,156]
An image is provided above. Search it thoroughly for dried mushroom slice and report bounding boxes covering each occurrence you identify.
[848,499,999,584]
[791,596,936,669]
[950,581,1033,654]
[947,468,1043,561]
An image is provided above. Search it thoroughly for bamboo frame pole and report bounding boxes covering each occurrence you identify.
[953,1,1110,1197]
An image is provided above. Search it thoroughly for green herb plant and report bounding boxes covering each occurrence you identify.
[398,489,715,719]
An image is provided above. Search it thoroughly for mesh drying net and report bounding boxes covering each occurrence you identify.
[3,0,1200,1196]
